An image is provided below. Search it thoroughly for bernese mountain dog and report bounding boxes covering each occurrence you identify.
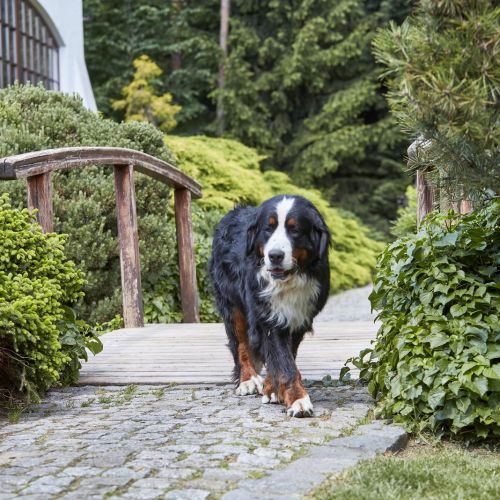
[209,195,330,417]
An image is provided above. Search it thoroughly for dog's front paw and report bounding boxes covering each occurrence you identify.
[261,392,278,404]
[235,375,264,396]
[286,395,313,418]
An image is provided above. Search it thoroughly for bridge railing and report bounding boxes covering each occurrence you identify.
[408,140,472,226]
[0,147,202,327]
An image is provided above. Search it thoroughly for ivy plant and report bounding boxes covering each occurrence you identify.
[343,200,500,438]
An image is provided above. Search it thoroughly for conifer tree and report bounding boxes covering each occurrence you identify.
[373,0,500,204]
[83,0,412,234]
[220,0,412,234]
[83,0,219,129]
[112,55,181,132]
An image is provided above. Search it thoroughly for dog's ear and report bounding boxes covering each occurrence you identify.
[312,211,331,260]
[246,220,259,256]
[318,227,330,259]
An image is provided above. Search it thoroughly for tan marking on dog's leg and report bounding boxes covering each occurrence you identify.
[234,309,262,396]
[261,373,278,404]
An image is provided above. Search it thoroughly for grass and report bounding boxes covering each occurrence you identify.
[151,388,165,399]
[311,439,500,500]
[122,385,137,401]
[248,470,267,480]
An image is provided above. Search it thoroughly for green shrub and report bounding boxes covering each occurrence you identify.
[0,83,178,322]
[167,136,384,292]
[0,194,101,401]
[0,84,202,323]
[345,201,500,438]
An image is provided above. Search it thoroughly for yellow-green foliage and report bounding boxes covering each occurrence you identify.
[166,136,383,292]
[112,55,181,132]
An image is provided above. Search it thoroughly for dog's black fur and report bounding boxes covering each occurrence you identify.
[209,195,330,413]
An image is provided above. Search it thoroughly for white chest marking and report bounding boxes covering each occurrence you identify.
[258,269,320,332]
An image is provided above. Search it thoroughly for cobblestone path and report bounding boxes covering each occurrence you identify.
[0,384,373,499]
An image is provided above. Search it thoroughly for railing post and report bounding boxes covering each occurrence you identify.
[460,198,473,214]
[174,188,200,323]
[114,164,144,328]
[416,170,435,227]
[26,172,53,233]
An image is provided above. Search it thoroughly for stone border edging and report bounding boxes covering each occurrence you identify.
[222,420,408,499]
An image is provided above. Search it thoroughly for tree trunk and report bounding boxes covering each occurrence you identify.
[217,0,230,136]
[171,53,182,71]
[170,0,182,71]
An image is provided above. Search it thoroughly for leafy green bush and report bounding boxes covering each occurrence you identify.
[0,194,101,401]
[0,83,178,323]
[346,201,500,438]
[167,136,384,292]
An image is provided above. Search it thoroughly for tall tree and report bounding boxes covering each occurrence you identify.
[217,0,231,135]
[373,0,500,205]
[220,0,412,234]
[83,0,219,131]
[83,0,412,235]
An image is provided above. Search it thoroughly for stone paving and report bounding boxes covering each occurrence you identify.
[0,287,403,499]
[316,285,375,322]
[0,383,379,499]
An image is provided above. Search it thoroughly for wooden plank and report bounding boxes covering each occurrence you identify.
[174,188,199,323]
[460,198,473,214]
[0,147,202,197]
[416,170,435,226]
[78,370,362,386]
[26,172,53,232]
[114,164,143,328]
[78,321,377,385]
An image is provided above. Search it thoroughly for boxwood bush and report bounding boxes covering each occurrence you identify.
[346,201,500,438]
[0,194,102,401]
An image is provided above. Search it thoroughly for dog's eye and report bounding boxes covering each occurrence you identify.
[288,225,299,235]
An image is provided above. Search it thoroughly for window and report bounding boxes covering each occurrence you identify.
[0,0,59,89]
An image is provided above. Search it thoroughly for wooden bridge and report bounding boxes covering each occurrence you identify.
[0,147,378,386]
[0,147,201,326]
[77,321,377,385]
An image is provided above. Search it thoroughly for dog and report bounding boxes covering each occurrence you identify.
[209,195,330,417]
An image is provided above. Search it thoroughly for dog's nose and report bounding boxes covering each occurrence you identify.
[268,250,285,266]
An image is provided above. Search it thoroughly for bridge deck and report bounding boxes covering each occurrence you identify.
[78,321,377,385]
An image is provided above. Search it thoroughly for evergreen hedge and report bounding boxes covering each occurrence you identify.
[345,201,500,438]
[0,194,101,401]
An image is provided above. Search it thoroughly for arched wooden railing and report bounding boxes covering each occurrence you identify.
[0,147,202,327]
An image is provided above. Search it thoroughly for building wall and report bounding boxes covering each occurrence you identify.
[36,0,97,110]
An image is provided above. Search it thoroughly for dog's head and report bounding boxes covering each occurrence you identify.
[247,195,330,280]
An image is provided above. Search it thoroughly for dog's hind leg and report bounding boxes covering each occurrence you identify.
[232,308,263,396]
